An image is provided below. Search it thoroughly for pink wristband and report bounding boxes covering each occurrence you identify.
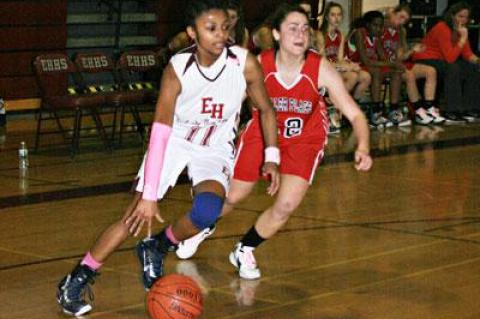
[142,122,172,201]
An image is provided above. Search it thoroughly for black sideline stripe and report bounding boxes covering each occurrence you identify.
[0,135,479,210]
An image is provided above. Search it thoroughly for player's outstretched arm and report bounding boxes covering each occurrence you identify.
[125,63,182,236]
[244,53,280,195]
[319,58,373,171]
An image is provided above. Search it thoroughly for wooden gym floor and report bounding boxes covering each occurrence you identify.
[0,116,479,319]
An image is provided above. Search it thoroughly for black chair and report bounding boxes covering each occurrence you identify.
[74,52,148,145]
[116,50,160,144]
[33,53,111,157]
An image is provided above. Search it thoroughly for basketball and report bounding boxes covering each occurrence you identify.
[147,274,203,319]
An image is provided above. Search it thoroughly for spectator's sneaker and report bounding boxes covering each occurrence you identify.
[57,264,97,317]
[369,112,393,129]
[328,125,341,135]
[136,237,165,290]
[330,111,342,129]
[462,112,479,122]
[415,108,434,125]
[426,107,445,124]
[176,226,216,260]
[388,109,412,126]
[443,112,466,125]
[229,243,261,280]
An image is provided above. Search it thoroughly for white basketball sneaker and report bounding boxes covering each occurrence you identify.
[175,226,216,260]
[229,243,261,280]
[426,107,445,124]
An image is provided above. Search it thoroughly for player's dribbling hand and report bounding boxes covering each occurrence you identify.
[125,199,164,237]
[354,149,372,171]
[262,162,280,196]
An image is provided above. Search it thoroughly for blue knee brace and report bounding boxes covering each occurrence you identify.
[189,192,224,230]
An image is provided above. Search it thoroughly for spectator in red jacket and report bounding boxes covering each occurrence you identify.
[413,2,480,123]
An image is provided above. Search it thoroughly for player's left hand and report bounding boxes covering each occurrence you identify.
[125,199,164,237]
[354,149,372,171]
[262,162,280,196]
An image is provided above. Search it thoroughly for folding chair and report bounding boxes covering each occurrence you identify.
[33,53,111,157]
[116,50,160,144]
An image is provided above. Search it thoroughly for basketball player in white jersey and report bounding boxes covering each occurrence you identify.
[56,1,280,316]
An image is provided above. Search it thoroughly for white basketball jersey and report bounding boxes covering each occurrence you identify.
[170,45,247,146]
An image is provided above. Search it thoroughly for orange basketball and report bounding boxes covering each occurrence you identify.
[147,274,203,319]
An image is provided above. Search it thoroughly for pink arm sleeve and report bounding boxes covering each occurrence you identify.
[142,122,172,201]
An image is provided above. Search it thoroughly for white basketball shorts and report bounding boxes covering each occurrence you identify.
[135,136,235,199]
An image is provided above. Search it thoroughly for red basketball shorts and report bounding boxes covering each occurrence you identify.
[233,132,325,184]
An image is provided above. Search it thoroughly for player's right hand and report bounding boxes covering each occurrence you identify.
[354,149,373,171]
[262,162,280,196]
[125,199,164,237]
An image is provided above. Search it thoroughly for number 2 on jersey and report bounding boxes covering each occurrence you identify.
[284,117,303,138]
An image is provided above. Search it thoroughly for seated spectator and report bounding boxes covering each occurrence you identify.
[413,2,480,124]
[157,31,193,68]
[248,22,274,55]
[347,11,409,128]
[383,4,444,125]
[314,2,372,133]
[314,2,371,103]
[226,0,249,47]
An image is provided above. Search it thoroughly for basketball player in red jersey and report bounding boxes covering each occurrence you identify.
[176,3,372,280]
[56,0,280,316]
[315,2,371,103]
[383,4,444,125]
[314,2,371,133]
[348,11,409,128]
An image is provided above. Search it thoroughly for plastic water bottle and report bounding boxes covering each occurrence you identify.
[0,98,5,127]
[19,141,29,169]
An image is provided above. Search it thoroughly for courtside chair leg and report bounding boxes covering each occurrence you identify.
[129,104,144,141]
[53,109,69,143]
[34,108,43,152]
[118,104,126,146]
[90,108,112,152]
[111,105,118,143]
[71,108,82,158]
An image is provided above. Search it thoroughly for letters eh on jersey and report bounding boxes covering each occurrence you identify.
[201,97,224,119]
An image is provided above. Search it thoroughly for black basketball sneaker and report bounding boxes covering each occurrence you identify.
[57,264,97,316]
[136,237,165,290]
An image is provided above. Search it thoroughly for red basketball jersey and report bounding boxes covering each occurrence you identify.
[250,49,328,146]
[324,30,342,62]
[382,27,400,62]
[347,28,379,63]
[345,31,358,62]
